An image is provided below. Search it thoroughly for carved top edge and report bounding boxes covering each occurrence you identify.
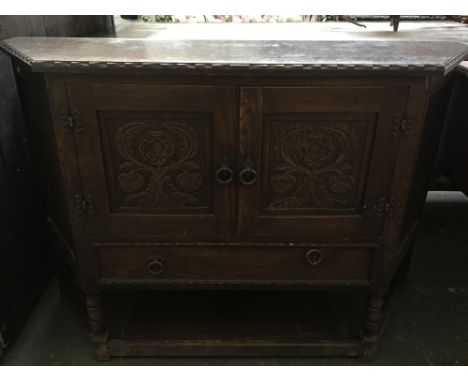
[98,278,370,287]
[91,241,381,248]
[458,61,468,76]
[1,37,467,75]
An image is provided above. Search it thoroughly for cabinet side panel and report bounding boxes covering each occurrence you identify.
[443,74,468,194]
[13,63,77,275]
[0,54,52,355]
[371,77,438,295]
[401,76,454,239]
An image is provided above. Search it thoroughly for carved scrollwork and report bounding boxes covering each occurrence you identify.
[267,120,362,210]
[114,120,204,209]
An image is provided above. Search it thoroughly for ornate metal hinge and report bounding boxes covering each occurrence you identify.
[74,193,96,215]
[371,197,398,217]
[61,109,83,134]
[391,113,412,136]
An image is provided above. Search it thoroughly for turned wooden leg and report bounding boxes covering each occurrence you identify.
[85,294,110,361]
[361,294,385,359]
[0,331,6,359]
[365,295,384,337]
[86,295,105,334]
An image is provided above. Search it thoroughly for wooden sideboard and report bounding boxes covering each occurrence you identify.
[2,37,467,360]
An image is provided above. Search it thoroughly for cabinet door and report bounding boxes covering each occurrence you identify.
[67,83,235,239]
[238,86,408,240]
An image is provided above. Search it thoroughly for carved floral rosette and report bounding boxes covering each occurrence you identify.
[268,121,358,209]
[114,121,204,209]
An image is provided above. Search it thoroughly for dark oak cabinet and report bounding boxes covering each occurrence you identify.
[2,37,467,359]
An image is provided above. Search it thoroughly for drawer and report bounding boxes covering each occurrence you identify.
[94,245,372,284]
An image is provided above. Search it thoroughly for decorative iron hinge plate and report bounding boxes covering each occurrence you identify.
[371,197,398,217]
[391,113,412,136]
[74,193,96,215]
[61,109,83,134]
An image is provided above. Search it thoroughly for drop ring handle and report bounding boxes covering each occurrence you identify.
[239,157,257,186]
[215,157,234,185]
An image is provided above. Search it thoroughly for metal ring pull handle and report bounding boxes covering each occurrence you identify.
[215,166,234,185]
[215,157,234,185]
[239,157,257,186]
[147,257,165,276]
[305,249,322,266]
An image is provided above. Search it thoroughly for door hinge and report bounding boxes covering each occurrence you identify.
[369,197,398,217]
[62,109,83,134]
[74,193,96,215]
[391,113,412,136]
[364,197,398,217]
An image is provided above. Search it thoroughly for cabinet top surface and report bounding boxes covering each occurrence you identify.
[1,37,467,75]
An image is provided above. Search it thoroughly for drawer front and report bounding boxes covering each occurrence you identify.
[95,245,372,284]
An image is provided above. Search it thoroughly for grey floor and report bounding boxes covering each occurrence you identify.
[1,191,468,365]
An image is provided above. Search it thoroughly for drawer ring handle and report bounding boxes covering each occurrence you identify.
[305,249,322,266]
[147,257,165,276]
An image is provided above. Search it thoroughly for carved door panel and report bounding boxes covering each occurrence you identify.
[66,83,235,239]
[238,86,408,240]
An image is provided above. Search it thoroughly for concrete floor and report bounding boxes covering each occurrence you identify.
[1,191,468,365]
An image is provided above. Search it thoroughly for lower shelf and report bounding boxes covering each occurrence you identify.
[100,289,369,357]
[107,339,362,357]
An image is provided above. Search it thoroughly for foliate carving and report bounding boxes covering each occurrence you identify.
[114,120,205,209]
[266,120,366,210]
